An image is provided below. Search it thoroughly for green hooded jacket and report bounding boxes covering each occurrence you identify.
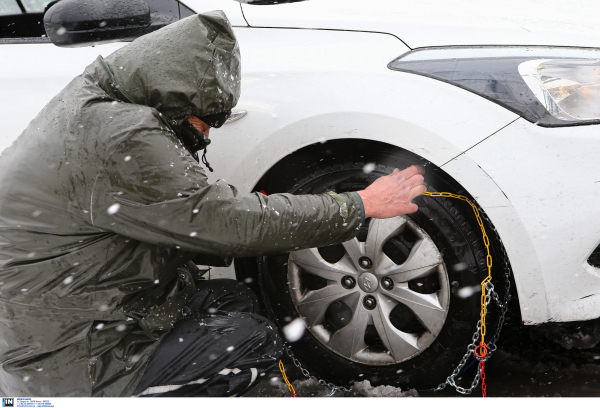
[0,12,363,397]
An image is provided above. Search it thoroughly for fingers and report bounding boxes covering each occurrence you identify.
[406,173,425,189]
[405,202,419,214]
[387,166,425,184]
[360,165,427,219]
[408,184,427,201]
[398,165,425,179]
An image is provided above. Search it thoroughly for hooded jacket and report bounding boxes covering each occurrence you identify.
[0,12,363,396]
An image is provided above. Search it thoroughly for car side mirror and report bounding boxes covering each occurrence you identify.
[44,0,151,48]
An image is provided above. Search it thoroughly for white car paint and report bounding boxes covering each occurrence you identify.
[240,0,600,49]
[1,0,599,324]
[466,119,600,322]
[441,155,550,324]
[182,0,246,25]
[0,42,125,154]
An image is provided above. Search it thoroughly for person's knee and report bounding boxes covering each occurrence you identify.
[248,314,284,359]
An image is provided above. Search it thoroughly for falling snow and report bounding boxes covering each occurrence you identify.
[457,285,481,298]
[363,163,376,174]
[107,203,120,215]
[282,318,305,342]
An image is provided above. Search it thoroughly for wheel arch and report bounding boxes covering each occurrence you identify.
[233,137,548,324]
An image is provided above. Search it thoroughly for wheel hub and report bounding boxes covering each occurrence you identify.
[357,272,378,293]
[288,215,450,365]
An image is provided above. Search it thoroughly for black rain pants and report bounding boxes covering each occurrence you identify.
[133,279,283,397]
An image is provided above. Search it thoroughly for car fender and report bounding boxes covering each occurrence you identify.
[206,27,548,323]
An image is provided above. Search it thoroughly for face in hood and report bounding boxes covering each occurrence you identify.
[100,11,241,122]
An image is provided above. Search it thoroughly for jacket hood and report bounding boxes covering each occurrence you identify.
[99,11,241,121]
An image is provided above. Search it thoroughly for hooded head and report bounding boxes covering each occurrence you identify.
[99,11,241,124]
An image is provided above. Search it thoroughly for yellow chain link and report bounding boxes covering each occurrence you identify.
[423,191,492,343]
[279,360,297,397]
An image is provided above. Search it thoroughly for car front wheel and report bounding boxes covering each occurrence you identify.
[240,143,508,389]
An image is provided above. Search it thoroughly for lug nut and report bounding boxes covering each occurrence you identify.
[359,256,373,269]
[363,295,377,310]
[341,276,356,289]
[381,277,394,290]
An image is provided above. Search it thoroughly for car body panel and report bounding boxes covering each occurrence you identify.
[467,119,600,322]
[205,28,518,180]
[180,0,246,26]
[240,0,600,49]
[0,42,125,153]
[442,154,549,324]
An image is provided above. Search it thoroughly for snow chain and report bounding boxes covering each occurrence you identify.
[423,192,511,397]
[279,360,297,397]
[279,191,512,397]
[280,343,353,397]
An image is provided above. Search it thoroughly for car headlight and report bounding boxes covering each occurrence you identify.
[519,59,600,121]
[388,46,600,127]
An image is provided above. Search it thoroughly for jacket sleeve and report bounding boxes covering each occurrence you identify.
[89,124,364,257]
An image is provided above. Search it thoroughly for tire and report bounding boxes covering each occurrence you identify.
[239,142,507,389]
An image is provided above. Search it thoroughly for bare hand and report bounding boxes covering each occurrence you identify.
[356,166,426,219]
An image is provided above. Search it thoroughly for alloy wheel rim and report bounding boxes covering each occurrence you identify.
[288,215,450,365]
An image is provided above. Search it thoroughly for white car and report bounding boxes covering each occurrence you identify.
[2,0,600,392]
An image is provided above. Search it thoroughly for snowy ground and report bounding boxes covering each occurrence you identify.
[244,322,600,398]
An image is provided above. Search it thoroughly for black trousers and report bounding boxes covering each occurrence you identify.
[133,279,283,397]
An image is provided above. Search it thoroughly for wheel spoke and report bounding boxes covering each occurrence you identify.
[342,238,364,266]
[291,248,357,281]
[364,217,407,269]
[328,295,369,358]
[372,293,420,361]
[380,263,442,282]
[382,287,446,334]
[297,284,354,328]
[396,237,443,273]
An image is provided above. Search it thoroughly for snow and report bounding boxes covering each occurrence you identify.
[457,285,481,299]
[282,317,305,342]
[247,377,417,398]
[106,203,120,215]
[362,163,376,174]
